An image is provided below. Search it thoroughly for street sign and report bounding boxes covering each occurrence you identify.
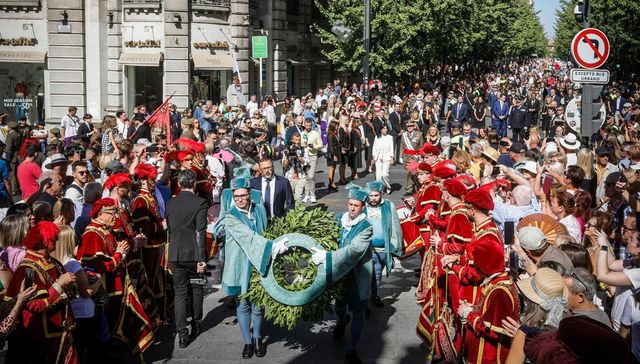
[571,28,609,69]
[565,97,582,134]
[251,36,268,59]
[570,68,610,84]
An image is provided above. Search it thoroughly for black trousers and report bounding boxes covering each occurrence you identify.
[512,127,525,142]
[170,261,204,335]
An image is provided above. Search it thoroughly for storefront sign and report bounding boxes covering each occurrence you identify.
[192,53,233,70]
[0,50,46,63]
[3,98,33,109]
[119,52,163,67]
[124,40,161,48]
[0,37,38,46]
[193,41,229,50]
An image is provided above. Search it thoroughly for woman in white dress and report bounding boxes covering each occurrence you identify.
[371,124,394,193]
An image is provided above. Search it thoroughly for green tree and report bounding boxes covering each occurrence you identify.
[554,0,581,60]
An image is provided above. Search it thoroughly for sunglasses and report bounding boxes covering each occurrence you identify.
[570,271,589,294]
[76,171,87,175]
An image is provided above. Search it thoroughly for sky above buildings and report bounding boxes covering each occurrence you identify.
[534,0,560,38]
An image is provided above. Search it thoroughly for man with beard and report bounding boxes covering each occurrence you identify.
[364,180,402,308]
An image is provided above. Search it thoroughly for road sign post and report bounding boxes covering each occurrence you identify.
[570,69,609,84]
[571,28,610,70]
[252,35,268,101]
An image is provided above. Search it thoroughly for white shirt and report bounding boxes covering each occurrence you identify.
[246,100,259,116]
[261,176,276,217]
[116,119,128,138]
[372,134,394,162]
[64,181,84,227]
[61,114,80,138]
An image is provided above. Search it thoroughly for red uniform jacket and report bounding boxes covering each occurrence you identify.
[463,273,518,364]
[437,202,473,255]
[77,220,125,295]
[131,189,165,247]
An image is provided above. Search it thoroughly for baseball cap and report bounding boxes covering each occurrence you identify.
[509,141,526,154]
[595,146,610,156]
[516,226,547,251]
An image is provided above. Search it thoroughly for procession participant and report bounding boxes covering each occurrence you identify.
[166,170,208,348]
[453,234,518,364]
[219,166,262,217]
[365,180,402,307]
[189,140,216,206]
[77,197,154,356]
[214,173,288,359]
[131,163,172,322]
[400,120,424,196]
[168,149,195,197]
[400,162,438,258]
[309,183,373,364]
[4,221,78,364]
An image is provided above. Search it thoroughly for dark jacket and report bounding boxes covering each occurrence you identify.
[77,122,94,145]
[388,111,403,136]
[131,123,152,143]
[250,175,294,219]
[167,191,208,262]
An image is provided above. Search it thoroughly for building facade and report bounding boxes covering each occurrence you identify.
[0,0,331,124]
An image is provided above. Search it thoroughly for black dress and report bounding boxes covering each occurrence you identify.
[348,129,363,169]
[473,103,486,128]
[338,127,350,165]
[326,133,340,168]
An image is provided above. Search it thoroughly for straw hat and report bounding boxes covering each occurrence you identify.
[517,267,568,305]
[481,147,499,164]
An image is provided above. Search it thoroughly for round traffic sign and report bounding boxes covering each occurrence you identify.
[571,28,610,69]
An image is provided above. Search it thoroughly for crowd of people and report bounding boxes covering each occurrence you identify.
[0,57,639,363]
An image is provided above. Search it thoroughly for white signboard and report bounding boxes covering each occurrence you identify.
[570,68,610,84]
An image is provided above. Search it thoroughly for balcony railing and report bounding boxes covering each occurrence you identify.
[191,0,231,13]
[0,0,40,11]
[123,0,162,11]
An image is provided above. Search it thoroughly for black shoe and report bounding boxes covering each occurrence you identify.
[178,333,189,348]
[345,350,362,364]
[242,344,254,359]
[332,315,350,341]
[370,296,384,307]
[190,322,201,340]
[254,338,267,357]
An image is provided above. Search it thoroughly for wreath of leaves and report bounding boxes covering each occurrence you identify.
[240,205,342,330]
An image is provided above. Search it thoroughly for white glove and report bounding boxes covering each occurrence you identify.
[271,238,289,259]
[310,247,327,265]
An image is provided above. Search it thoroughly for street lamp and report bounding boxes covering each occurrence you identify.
[363,0,370,102]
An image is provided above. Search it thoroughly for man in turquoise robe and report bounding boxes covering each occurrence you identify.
[214,175,287,359]
[311,183,373,364]
[364,180,402,307]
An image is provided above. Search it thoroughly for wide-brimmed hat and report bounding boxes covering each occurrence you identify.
[481,147,499,164]
[559,134,581,150]
[517,160,538,176]
[517,267,568,305]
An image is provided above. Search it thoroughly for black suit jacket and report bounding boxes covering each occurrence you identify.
[388,111,403,136]
[166,191,208,262]
[131,123,151,143]
[250,175,294,219]
[77,122,94,144]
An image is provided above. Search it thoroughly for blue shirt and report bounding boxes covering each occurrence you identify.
[492,197,539,233]
[195,107,212,133]
[0,159,9,201]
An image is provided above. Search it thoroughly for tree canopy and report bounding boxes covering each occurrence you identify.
[554,0,640,73]
[313,0,548,81]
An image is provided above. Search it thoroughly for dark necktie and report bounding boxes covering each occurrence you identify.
[264,177,273,218]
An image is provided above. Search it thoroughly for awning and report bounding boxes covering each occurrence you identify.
[192,53,233,70]
[0,50,46,63]
[288,58,309,66]
[118,52,163,67]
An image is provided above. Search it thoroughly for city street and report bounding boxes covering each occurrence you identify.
[143,161,427,363]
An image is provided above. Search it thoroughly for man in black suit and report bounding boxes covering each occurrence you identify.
[166,169,208,348]
[250,158,294,219]
[452,95,470,125]
[388,103,404,164]
[77,113,95,147]
[130,114,151,143]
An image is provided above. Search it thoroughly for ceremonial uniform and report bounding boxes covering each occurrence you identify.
[77,199,155,355]
[5,250,77,364]
[400,126,424,194]
[192,162,215,206]
[131,187,171,320]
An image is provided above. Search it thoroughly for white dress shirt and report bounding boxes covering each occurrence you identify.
[261,176,276,217]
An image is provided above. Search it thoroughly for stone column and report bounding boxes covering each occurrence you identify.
[271,0,287,101]
[46,0,86,123]
[106,0,123,113]
[164,0,190,110]
[298,0,312,94]
[230,0,250,100]
[84,0,109,118]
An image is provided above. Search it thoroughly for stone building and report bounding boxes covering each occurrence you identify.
[0,0,332,124]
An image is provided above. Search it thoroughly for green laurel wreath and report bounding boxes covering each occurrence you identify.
[240,205,342,329]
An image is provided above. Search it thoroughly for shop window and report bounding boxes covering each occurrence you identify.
[190,69,232,108]
[125,65,163,114]
[0,63,44,123]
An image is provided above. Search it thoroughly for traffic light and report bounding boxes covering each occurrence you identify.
[574,0,590,26]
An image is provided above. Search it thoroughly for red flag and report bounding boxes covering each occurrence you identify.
[145,95,173,144]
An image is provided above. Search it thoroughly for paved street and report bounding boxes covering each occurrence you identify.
[143,160,428,363]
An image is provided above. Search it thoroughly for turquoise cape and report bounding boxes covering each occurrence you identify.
[365,199,403,276]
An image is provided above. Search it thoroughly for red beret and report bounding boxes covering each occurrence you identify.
[191,141,205,154]
[420,143,440,156]
[464,188,494,210]
[443,178,467,197]
[103,173,132,191]
[406,161,432,174]
[134,163,158,181]
[432,165,456,180]
[23,221,60,251]
[456,174,477,189]
[174,138,194,150]
[177,150,194,163]
[90,197,118,218]
[469,240,504,276]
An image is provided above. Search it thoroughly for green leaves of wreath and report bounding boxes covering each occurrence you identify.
[240,205,342,330]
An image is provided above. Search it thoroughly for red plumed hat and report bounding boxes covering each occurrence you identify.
[177,150,194,163]
[469,240,505,276]
[406,160,432,174]
[403,142,440,157]
[90,197,118,218]
[103,173,132,191]
[456,174,477,189]
[191,141,205,154]
[134,163,158,181]
[174,138,194,150]
[443,178,467,197]
[464,188,494,211]
[23,221,60,251]
[432,165,456,180]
